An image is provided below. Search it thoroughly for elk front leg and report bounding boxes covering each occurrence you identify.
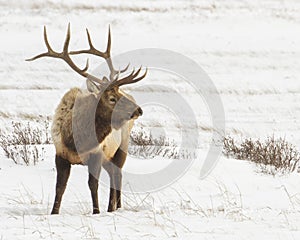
[111,148,127,209]
[103,148,127,211]
[51,155,71,214]
[88,154,102,214]
[102,161,117,212]
[114,168,122,209]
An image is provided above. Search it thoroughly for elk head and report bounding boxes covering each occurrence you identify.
[86,79,144,129]
[26,23,147,130]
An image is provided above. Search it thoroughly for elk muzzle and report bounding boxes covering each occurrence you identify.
[131,107,143,119]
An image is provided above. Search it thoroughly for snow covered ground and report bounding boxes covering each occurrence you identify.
[1,148,300,239]
[0,0,300,239]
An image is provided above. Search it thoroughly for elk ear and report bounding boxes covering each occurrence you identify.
[86,79,100,94]
[102,76,109,83]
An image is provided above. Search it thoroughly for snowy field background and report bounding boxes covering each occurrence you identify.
[0,0,300,239]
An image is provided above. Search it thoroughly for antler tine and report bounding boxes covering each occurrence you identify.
[106,27,130,77]
[26,24,103,83]
[26,26,55,61]
[111,63,131,81]
[109,67,147,88]
[44,26,54,53]
[86,28,96,51]
[131,67,148,82]
[70,26,130,82]
[113,69,120,81]
[69,29,104,57]
[120,63,130,73]
[63,23,71,52]
[118,68,136,81]
[106,25,111,58]
[25,52,49,62]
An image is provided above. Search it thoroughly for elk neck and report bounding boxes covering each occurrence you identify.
[94,108,113,144]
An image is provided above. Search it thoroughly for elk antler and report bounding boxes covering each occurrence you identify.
[27,24,147,88]
[26,23,103,84]
[69,26,147,87]
[108,66,148,89]
[69,26,129,81]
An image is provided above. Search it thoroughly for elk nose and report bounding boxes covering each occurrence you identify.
[137,107,143,116]
[131,107,143,119]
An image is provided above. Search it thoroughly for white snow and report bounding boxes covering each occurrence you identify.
[0,0,300,239]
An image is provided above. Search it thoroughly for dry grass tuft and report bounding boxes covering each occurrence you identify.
[223,135,300,175]
[129,127,195,160]
[0,120,51,165]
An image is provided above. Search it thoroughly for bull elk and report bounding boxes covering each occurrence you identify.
[26,24,147,214]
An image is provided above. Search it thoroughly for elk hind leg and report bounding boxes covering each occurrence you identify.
[51,155,71,215]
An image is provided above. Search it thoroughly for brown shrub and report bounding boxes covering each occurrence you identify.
[223,135,300,175]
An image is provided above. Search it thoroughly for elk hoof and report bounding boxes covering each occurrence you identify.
[51,209,59,215]
[93,208,100,214]
[107,205,116,212]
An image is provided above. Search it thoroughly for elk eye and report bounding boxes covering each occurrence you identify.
[109,97,117,104]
